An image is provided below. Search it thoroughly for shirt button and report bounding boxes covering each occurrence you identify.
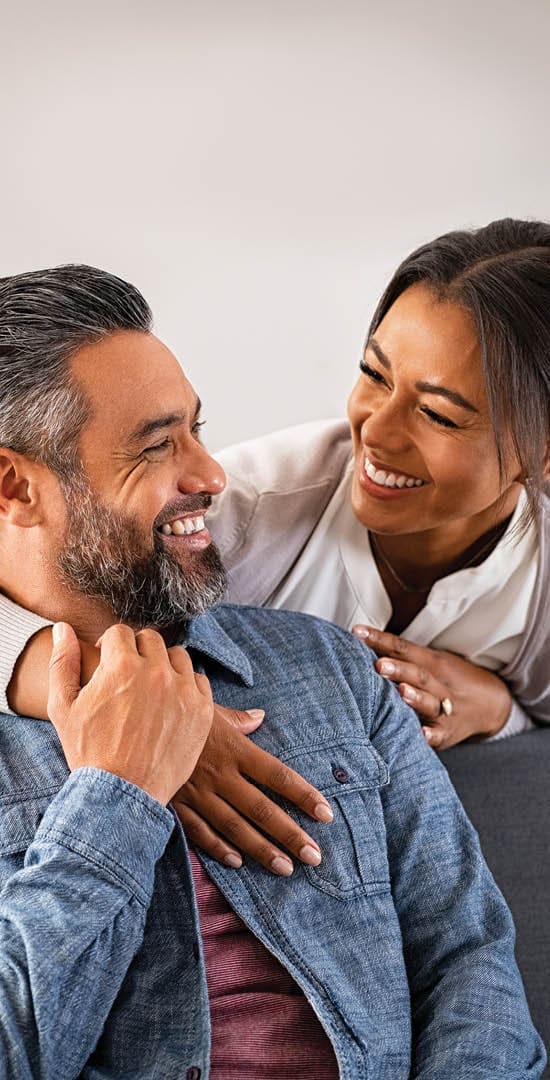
[332,764,350,784]
[186,1068,201,1080]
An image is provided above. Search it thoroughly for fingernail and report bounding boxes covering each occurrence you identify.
[299,844,322,866]
[314,801,333,822]
[422,726,433,742]
[246,709,265,721]
[52,623,65,645]
[403,686,418,702]
[379,660,395,675]
[270,856,294,877]
[352,625,371,639]
[223,852,242,868]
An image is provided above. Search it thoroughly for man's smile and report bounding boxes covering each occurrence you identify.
[159,513,206,537]
[158,512,211,549]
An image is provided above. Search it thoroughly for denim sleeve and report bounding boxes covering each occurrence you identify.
[0,767,174,1080]
[367,665,546,1079]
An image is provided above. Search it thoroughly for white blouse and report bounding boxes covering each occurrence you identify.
[269,461,538,675]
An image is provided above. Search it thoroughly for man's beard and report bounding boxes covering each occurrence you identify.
[57,475,227,632]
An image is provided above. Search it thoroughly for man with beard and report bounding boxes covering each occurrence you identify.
[0,265,544,1079]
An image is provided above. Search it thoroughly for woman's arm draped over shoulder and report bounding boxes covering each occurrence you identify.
[0,594,53,716]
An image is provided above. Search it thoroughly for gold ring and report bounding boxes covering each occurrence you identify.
[440,697,453,717]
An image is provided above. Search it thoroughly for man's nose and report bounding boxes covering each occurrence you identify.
[177,439,226,496]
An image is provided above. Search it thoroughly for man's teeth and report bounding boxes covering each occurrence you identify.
[364,457,424,489]
[160,514,205,536]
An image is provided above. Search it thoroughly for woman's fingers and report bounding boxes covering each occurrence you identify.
[177,705,333,873]
[397,681,442,720]
[375,656,444,715]
[212,704,331,820]
[173,800,243,868]
[421,724,446,749]
[354,625,433,668]
[237,744,334,823]
[355,626,513,748]
[178,785,325,876]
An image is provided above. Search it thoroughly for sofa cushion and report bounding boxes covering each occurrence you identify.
[442,729,550,1074]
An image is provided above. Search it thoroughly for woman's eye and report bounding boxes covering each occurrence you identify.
[420,407,458,430]
[359,360,387,385]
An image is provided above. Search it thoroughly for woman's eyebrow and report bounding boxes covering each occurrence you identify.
[367,337,391,370]
[366,338,478,413]
[415,381,478,413]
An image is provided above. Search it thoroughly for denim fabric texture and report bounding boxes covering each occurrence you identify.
[0,604,545,1079]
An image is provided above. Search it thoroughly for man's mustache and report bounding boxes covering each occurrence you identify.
[154,494,213,531]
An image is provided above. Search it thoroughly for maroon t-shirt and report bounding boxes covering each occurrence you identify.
[190,852,338,1078]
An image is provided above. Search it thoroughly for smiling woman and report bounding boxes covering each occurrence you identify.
[210,218,550,750]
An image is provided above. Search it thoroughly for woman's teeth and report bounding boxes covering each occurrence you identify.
[364,457,424,489]
[160,514,205,536]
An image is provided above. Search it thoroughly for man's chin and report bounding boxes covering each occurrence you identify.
[58,481,226,630]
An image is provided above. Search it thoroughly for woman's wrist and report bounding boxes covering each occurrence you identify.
[481,678,513,738]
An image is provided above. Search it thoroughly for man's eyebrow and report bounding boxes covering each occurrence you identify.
[366,338,478,413]
[127,397,202,445]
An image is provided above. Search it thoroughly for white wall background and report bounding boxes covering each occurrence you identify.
[1,0,549,448]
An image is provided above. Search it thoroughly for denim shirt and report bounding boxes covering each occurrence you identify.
[0,605,545,1080]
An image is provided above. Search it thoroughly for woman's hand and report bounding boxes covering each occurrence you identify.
[352,625,512,750]
[9,628,333,874]
[173,703,333,875]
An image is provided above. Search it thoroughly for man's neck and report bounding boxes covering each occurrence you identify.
[0,561,117,645]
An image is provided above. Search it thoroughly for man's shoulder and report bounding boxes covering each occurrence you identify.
[209,604,428,778]
[216,599,354,634]
[215,603,374,681]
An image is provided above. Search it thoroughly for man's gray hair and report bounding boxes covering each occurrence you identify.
[0,264,152,479]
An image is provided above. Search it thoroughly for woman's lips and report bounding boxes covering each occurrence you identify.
[358,452,427,500]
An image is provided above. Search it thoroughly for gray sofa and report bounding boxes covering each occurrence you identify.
[442,729,549,1076]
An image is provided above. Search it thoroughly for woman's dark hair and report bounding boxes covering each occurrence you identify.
[369,218,550,525]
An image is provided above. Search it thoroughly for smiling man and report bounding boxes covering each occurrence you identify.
[0,265,545,1079]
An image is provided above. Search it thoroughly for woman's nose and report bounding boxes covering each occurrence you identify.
[361,395,412,453]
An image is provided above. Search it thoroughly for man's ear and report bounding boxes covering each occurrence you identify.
[0,449,45,526]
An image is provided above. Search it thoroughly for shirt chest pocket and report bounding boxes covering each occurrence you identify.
[280,738,391,900]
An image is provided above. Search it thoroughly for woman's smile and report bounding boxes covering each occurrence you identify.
[358,451,426,499]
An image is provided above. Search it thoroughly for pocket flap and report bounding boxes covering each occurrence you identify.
[280,738,389,796]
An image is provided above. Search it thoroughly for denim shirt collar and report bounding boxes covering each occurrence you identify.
[182,607,254,688]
